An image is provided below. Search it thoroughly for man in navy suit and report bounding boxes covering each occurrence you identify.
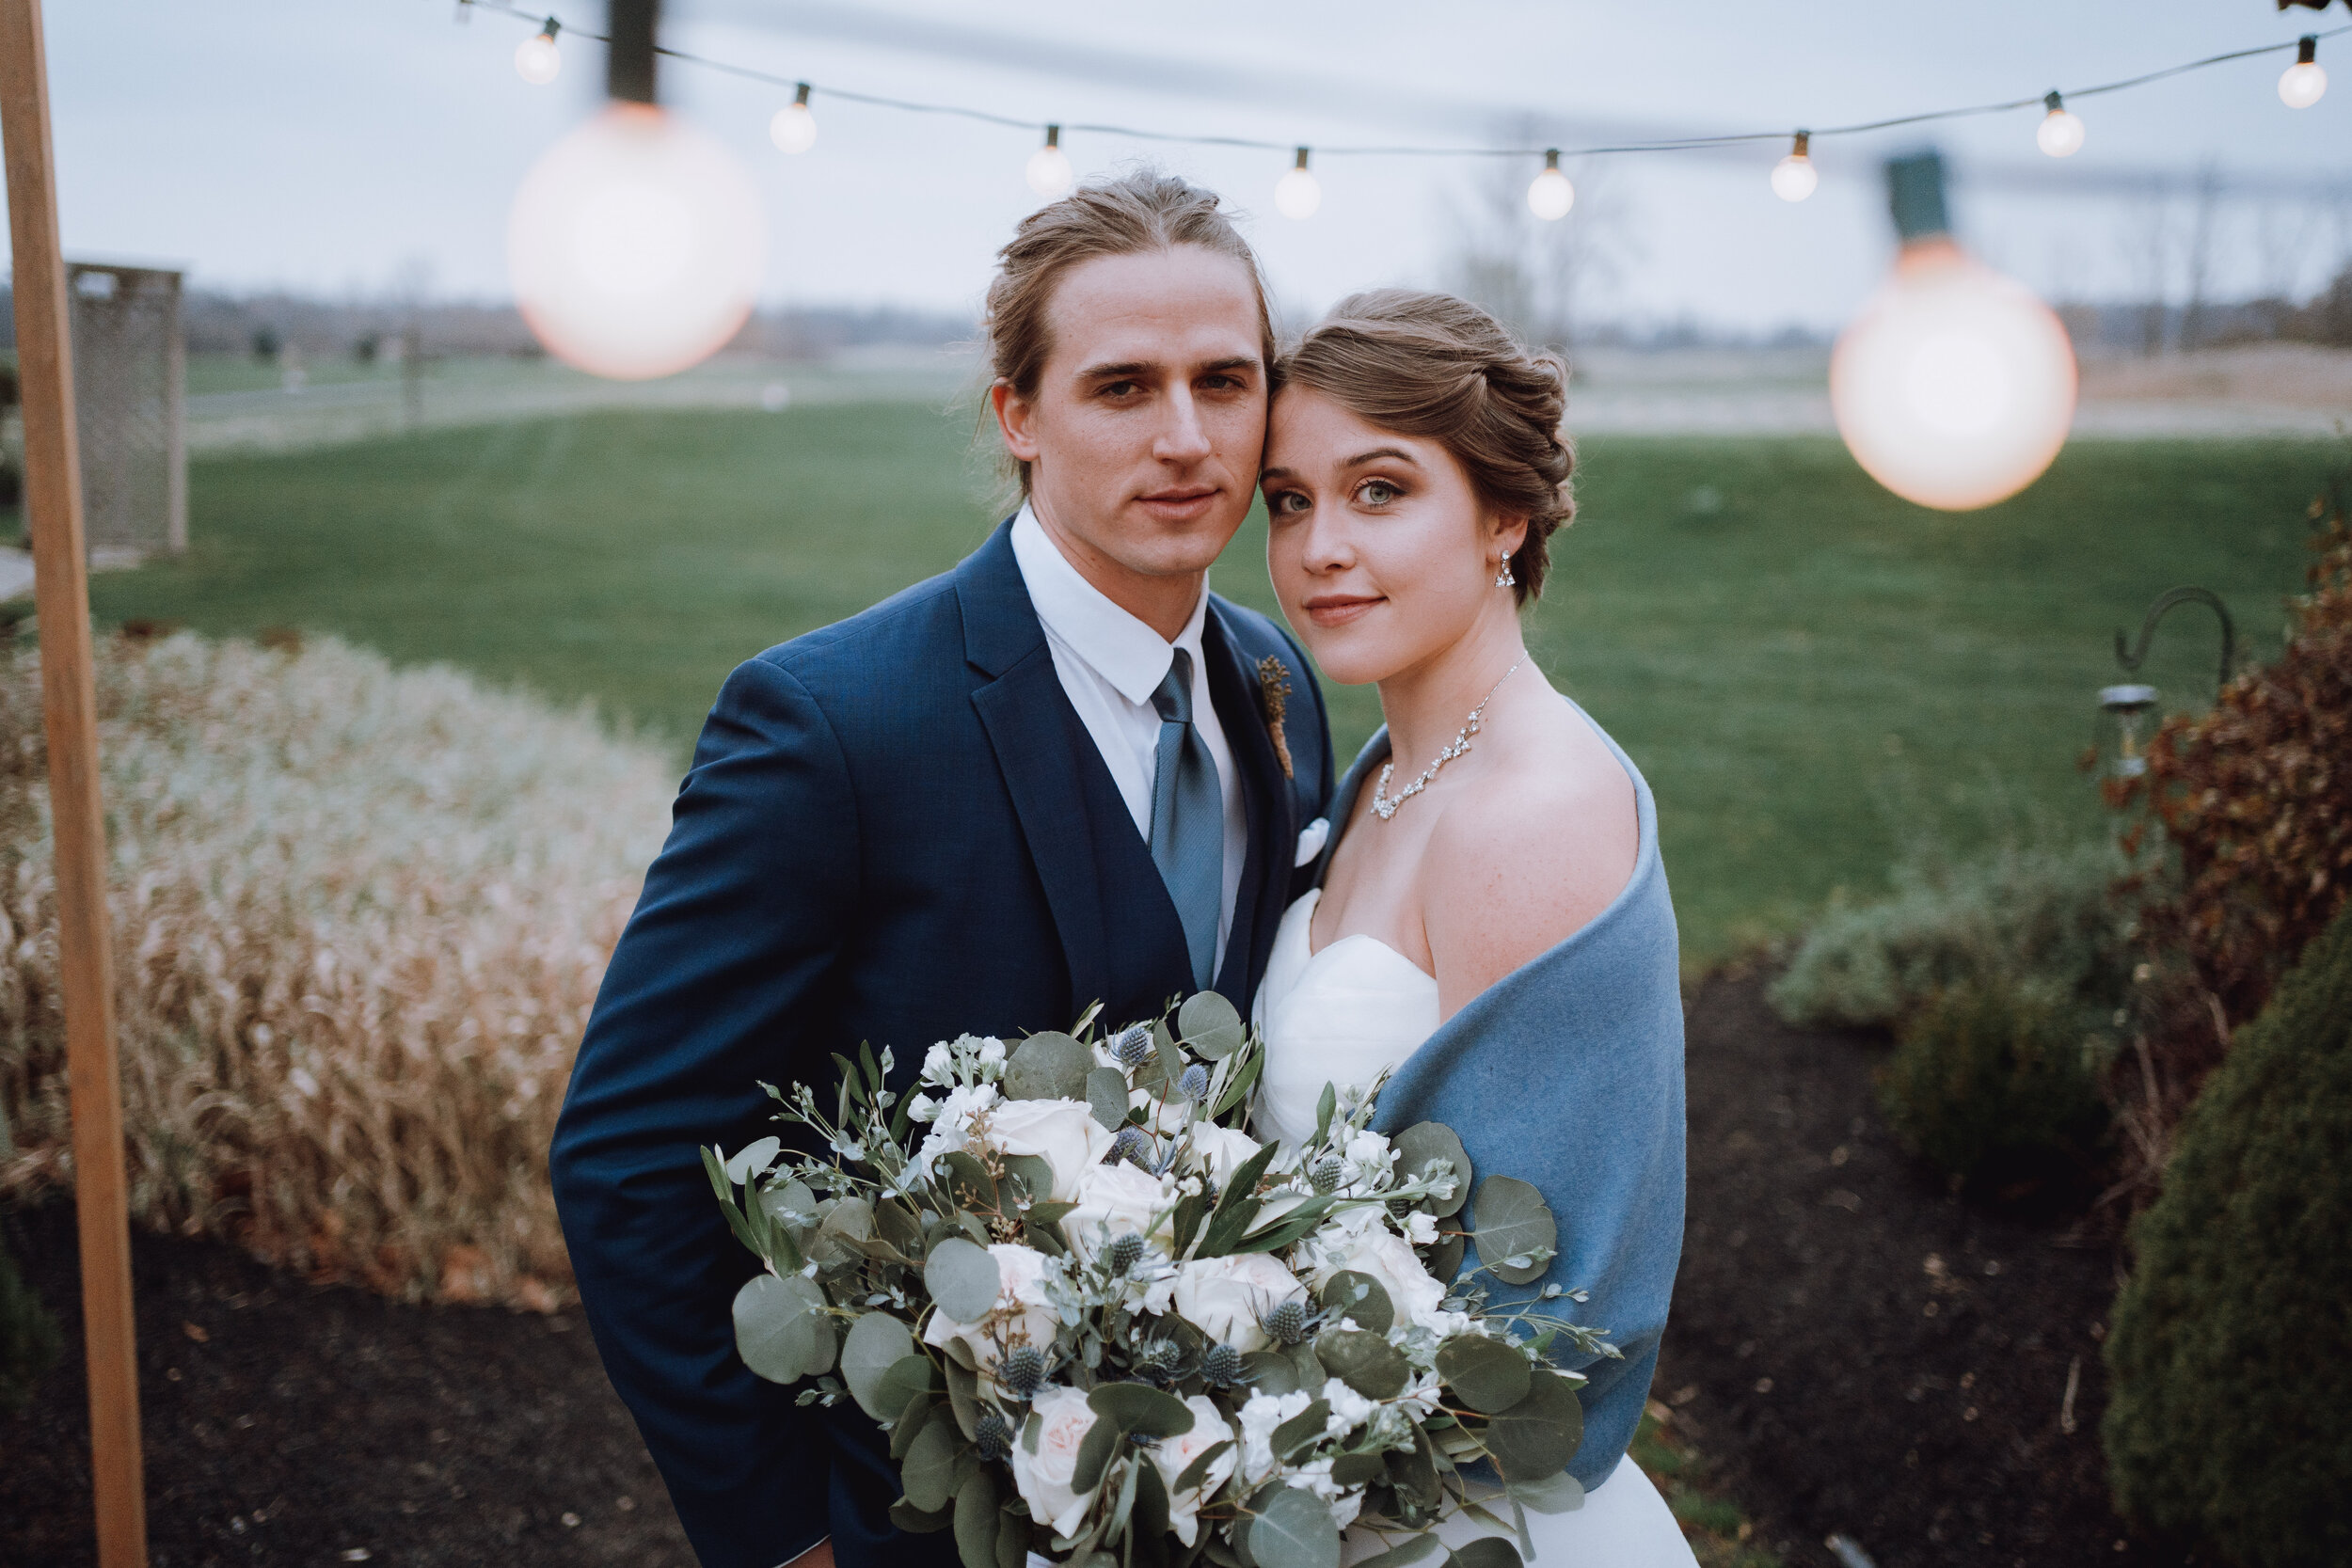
[549,170,1332,1568]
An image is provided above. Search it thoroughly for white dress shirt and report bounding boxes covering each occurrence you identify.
[1009,503,1248,972]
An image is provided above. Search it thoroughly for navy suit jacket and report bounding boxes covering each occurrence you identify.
[549,520,1333,1568]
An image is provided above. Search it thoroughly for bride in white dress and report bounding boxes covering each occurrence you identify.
[1248,290,1698,1566]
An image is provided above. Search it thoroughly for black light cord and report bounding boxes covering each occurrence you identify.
[460,1,2352,164]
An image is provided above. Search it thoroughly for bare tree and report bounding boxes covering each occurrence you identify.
[1445,134,1641,354]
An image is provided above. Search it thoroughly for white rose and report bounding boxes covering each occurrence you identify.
[1404,1210,1440,1247]
[1312,1225,1447,1332]
[1009,1386,1100,1539]
[983,1098,1116,1201]
[922,1242,1061,1387]
[1171,1253,1308,1353]
[1151,1393,1237,1545]
[1186,1123,1267,1187]
[1059,1163,1175,1261]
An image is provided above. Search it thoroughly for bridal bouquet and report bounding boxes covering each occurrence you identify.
[706,994,1613,1568]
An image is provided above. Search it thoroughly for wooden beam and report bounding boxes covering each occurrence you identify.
[0,3,148,1565]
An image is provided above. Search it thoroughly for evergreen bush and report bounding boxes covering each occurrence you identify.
[1875,979,2107,1183]
[2103,901,2352,1566]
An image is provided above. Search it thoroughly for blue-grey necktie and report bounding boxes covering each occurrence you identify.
[1149,648,1223,992]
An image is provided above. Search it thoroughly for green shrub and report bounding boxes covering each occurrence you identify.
[1768,838,2131,1033]
[0,1223,59,1411]
[2103,901,2352,1566]
[1876,980,2108,1183]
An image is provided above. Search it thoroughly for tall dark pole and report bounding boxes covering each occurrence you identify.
[607,0,657,104]
[0,1,146,1563]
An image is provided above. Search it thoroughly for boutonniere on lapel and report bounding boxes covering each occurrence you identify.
[1255,655,1295,780]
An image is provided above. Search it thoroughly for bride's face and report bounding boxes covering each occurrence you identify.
[1262,387,1524,687]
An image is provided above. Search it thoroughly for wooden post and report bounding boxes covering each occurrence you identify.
[0,3,148,1565]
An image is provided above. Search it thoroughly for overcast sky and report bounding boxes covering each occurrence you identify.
[35,0,2352,334]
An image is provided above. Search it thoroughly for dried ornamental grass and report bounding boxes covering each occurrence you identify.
[0,631,673,1308]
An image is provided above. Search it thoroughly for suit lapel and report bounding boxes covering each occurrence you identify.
[1203,601,1296,1005]
[957,524,1113,1015]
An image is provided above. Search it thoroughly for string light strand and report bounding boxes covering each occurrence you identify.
[459,1,2352,167]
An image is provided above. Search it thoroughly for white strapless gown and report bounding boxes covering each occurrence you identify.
[1252,890,1698,1567]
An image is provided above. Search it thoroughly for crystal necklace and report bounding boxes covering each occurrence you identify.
[1371,656,1526,821]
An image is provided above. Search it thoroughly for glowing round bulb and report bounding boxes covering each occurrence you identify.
[2036,107,2085,158]
[770,103,817,154]
[1025,144,1073,199]
[508,103,766,382]
[1771,153,1818,202]
[1275,166,1321,220]
[1527,167,1575,221]
[2280,59,2328,108]
[1832,239,2077,512]
[515,32,561,86]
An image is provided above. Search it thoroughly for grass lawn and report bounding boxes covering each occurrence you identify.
[84,402,2338,964]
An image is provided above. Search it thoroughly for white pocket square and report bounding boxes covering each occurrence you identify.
[1294,816,1330,867]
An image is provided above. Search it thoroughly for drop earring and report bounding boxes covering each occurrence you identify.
[1494,559,1517,589]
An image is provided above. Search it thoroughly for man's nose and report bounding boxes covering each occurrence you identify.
[1154,386,1213,464]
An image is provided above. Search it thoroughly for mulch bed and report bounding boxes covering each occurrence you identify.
[6,973,2173,1568]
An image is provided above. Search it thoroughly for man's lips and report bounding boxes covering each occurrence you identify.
[1136,485,1219,521]
[1300,593,1383,627]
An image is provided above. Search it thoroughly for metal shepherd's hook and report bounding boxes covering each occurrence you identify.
[2114,586,2236,697]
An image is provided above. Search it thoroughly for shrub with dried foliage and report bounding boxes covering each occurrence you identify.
[2104,473,2352,1179]
[0,633,671,1307]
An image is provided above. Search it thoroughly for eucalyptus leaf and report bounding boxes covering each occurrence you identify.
[1313,1083,1337,1146]
[1479,1371,1583,1481]
[1435,1334,1532,1415]
[1005,1031,1091,1101]
[724,1135,782,1183]
[843,1311,917,1421]
[1000,1154,1056,1207]
[1470,1177,1557,1287]
[901,1416,965,1513]
[1328,1452,1385,1487]
[1241,1348,1305,1397]
[889,1497,953,1535]
[1350,1535,1440,1568]
[953,1464,1003,1568]
[993,1503,1028,1568]
[1173,1436,1233,1496]
[1088,1381,1197,1437]
[1178,990,1245,1059]
[1391,1123,1471,1219]
[811,1196,877,1268]
[879,1353,942,1419]
[1429,1230,1467,1284]
[1446,1539,1522,1568]
[1087,1066,1133,1131]
[732,1273,827,1385]
[1270,1399,1331,1463]
[1387,1432,1440,1509]
[925,1237,1004,1323]
[1317,1271,1394,1336]
[939,1151,998,1213]
[945,1358,982,1439]
[1072,1411,1122,1494]
[1132,1448,1171,1538]
[890,1389,935,1461]
[1246,1484,1341,1568]
[1507,1469,1585,1515]
[1316,1329,1409,1400]
[874,1196,924,1254]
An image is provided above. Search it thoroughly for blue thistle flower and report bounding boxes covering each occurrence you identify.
[1262,1299,1310,1347]
[1110,1024,1153,1067]
[1200,1342,1248,1387]
[1178,1064,1210,1101]
[1309,1153,1344,1195]
[1112,1125,1153,1166]
[997,1344,1046,1402]
[974,1408,1011,1461]
[1104,1232,1147,1276]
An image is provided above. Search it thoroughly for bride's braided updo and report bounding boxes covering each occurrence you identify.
[1277,290,1575,604]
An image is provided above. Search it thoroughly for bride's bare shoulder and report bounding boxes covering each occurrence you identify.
[1421,698,1638,1007]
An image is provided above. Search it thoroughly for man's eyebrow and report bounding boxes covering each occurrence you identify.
[1199,356,1259,375]
[1076,360,1154,381]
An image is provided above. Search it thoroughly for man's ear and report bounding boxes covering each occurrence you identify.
[993,381,1041,465]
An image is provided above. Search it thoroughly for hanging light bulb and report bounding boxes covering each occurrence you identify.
[507,2,765,382]
[1275,147,1321,220]
[1527,150,1575,221]
[1025,126,1074,199]
[2280,35,2328,108]
[514,17,562,85]
[1831,150,2077,512]
[771,83,818,153]
[1771,131,1819,202]
[2036,90,2086,157]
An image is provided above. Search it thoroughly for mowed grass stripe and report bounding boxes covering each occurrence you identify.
[88,402,2334,962]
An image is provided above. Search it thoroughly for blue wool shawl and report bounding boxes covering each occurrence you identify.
[1318,698,1688,1492]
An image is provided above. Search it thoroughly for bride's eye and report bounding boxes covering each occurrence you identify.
[1357,479,1402,507]
[1264,489,1307,516]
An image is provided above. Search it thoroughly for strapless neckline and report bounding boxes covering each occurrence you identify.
[1250,890,1441,1148]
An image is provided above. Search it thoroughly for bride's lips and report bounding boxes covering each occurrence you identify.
[1136,484,1219,524]
[1300,593,1383,628]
